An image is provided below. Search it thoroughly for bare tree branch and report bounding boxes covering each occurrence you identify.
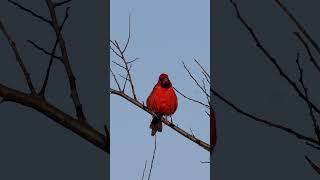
[8,0,52,26]
[200,161,210,164]
[40,7,70,97]
[0,20,36,94]
[274,0,320,56]
[305,156,320,175]
[147,135,157,180]
[110,88,210,151]
[123,15,131,54]
[110,68,121,91]
[110,16,138,100]
[110,39,137,100]
[294,32,320,73]
[306,142,320,151]
[2,1,109,153]
[54,0,73,8]
[173,87,210,108]
[182,61,210,98]
[212,88,319,145]
[0,83,107,152]
[194,58,210,79]
[140,160,147,180]
[46,0,86,121]
[296,53,320,141]
[230,0,320,115]
[27,40,62,61]
[122,64,132,92]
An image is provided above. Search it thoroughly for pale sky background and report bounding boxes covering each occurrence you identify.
[110,0,210,180]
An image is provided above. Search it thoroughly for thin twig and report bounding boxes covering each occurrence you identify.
[110,41,122,58]
[40,7,70,96]
[110,47,137,100]
[8,0,52,26]
[140,160,147,180]
[182,61,210,98]
[190,128,195,137]
[27,40,62,60]
[194,58,209,79]
[122,64,132,92]
[128,58,139,64]
[46,0,86,121]
[110,69,121,91]
[0,20,36,94]
[306,142,320,151]
[173,87,210,108]
[147,135,157,180]
[230,0,320,115]
[212,88,319,145]
[123,15,131,54]
[200,161,210,164]
[109,16,137,100]
[54,0,73,8]
[274,0,320,56]
[112,60,126,70]
[294,32,320,73]
[305,156,320,175]
[296,52,320,141]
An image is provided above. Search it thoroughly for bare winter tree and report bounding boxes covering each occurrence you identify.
[110,16,212,179]
[212,0,320,175]
[0,0,109,153]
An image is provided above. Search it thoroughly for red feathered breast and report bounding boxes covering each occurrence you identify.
[147,83,178,116]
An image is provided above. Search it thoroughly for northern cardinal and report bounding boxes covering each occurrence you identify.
[147,73,178,136]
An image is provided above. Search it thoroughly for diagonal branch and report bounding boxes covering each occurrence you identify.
[212,88,319,145]
[110,88,210,151]
[305,156,320,175]
[274,0,320,56]
[0,83,108,152]
[8,0,52,26]
[0,20,36,94]
[140,160,147,180]
[182,61,210,98]
[296,53,320,141]
[306,142,320,151]
[194,58,210,79]
[294,32,320,73]
[110,16,137,100]
[230,0,320,115]
[46,0,86,121]
[110,68,121,91]
[110,40,137,100]
[40,7,70,96]
[54,0,73,8]
[147,135,157,180]
[122,15,131,54]
[27,40,62,61]
[173,87,210,108]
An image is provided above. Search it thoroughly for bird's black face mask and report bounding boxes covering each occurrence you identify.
[160,77,172,88]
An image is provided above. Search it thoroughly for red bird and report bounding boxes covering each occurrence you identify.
[147,73,178,136]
